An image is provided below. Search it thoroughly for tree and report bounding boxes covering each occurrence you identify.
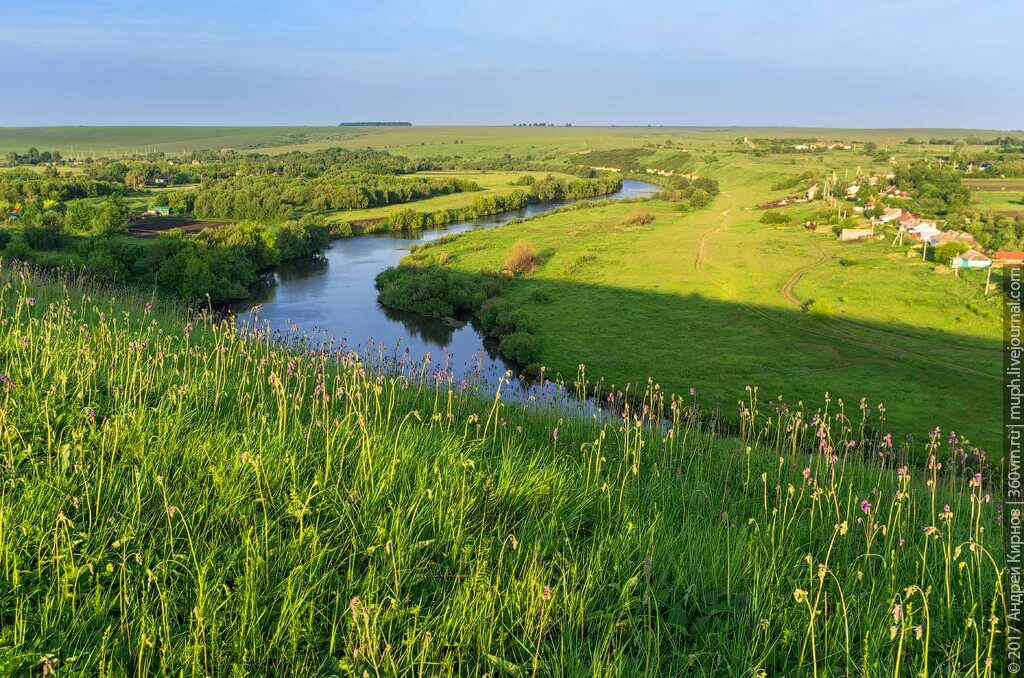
[933,241,969,264]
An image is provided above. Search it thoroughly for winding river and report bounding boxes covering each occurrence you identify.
[232,179,659,406]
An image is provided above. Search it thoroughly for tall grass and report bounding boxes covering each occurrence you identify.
[0,264,1003,675]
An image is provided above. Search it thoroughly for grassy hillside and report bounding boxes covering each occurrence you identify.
[383,162,1002,450]
[0,264,1001,675]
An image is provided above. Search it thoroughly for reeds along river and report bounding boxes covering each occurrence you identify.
[232,179,659,410]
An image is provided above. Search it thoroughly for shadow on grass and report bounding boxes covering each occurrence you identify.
[376,263,1003,451]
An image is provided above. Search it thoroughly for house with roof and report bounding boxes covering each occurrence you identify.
[950,249,991,269]
[908,222,941,243]
[878,207,903,223]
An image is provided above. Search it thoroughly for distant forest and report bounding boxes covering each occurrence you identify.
[337,122,411,126]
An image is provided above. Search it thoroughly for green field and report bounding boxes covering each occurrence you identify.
[393,154,1002,449]
[324,170,583,224]
[2,125,1016,159]
[964,178,1024,214]
[0,264,1001,675]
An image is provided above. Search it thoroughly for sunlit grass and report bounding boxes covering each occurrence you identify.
[0,263,1003,675]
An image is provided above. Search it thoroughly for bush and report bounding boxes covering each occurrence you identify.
[0,229,10,251]
[504,240,541,275]
[760,210,791,224]
[623,208,655,225]
[3,239,32,260]
[933,242,969,264]
[806,299,835,319]
[838,258,861,267]
[498,331,541,366]
[22,226,65,250]
[687,188,712,209]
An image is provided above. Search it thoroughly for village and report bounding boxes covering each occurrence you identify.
[757,167,1021,283]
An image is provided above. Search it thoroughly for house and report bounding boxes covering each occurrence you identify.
[840,228,873,242]
[878,207,904,223]
[144,206,172,217]
[950,249,991,269]
[931,230,980,248]
[846,183,860,198]
[994,251,1024,265]
[793,144,809,151]
[909,222,941,243]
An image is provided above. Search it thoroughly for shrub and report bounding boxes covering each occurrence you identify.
[0,229,10,251]
[806,298,835,319]
[933,242,969,264]
[839,258,861,267]
[623,208,655,225]
[504,240,541,275]
[687,188,712,209]
[3,239,32,260]
[760,210,791,224]
[498,331,541,366]
[22,226,65,250]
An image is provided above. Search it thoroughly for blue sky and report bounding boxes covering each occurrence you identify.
[1,0,1021,128]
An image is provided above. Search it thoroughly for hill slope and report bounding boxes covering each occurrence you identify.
[0,265,1002,675]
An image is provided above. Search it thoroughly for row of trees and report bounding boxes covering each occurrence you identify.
[181,173,482,221]
[5,147,62,166]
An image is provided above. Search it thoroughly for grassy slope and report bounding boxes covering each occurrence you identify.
[403,154,1001,450]
[0,266,1001,675]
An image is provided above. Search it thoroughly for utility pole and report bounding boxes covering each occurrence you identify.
[985,266,993,295]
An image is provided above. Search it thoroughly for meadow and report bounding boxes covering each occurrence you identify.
[0,263,1003,675]
[322,171,586,225]
[2,125,1014,159]
[382,153,1003,450]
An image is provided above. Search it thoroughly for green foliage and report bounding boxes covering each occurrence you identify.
[374,265,505,318]
[498,330,541,365]
[21,225,66,250]
[64,198,129,235]
[806,298,835,319]
[933,241,969,263]
[759,210,791,224]
[0,229,10,250]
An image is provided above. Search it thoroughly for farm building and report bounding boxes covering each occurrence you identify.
[950,249,991,269]
[994,251,1024,266]
[839,228,873,242]
[931,230,979,248]
[878,207,904,223]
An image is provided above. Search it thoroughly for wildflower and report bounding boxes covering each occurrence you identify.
[166,506,179,518]
[27,297,36,306]
[969,473,982,489]
[144,301,153,313]
[860,499,872,515]
[552,427,558,442]
[86,408,96,420]
[913,625,923,640]
[793,589,808,604]
[542,585,553,602]
[892,603,903,623]
[889,626,899,641]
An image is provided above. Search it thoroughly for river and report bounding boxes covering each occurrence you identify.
[232,179,659,407]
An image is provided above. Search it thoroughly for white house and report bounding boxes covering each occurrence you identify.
[909,222,941,243]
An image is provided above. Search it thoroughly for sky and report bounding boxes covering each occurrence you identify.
[1,0,1021,129]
